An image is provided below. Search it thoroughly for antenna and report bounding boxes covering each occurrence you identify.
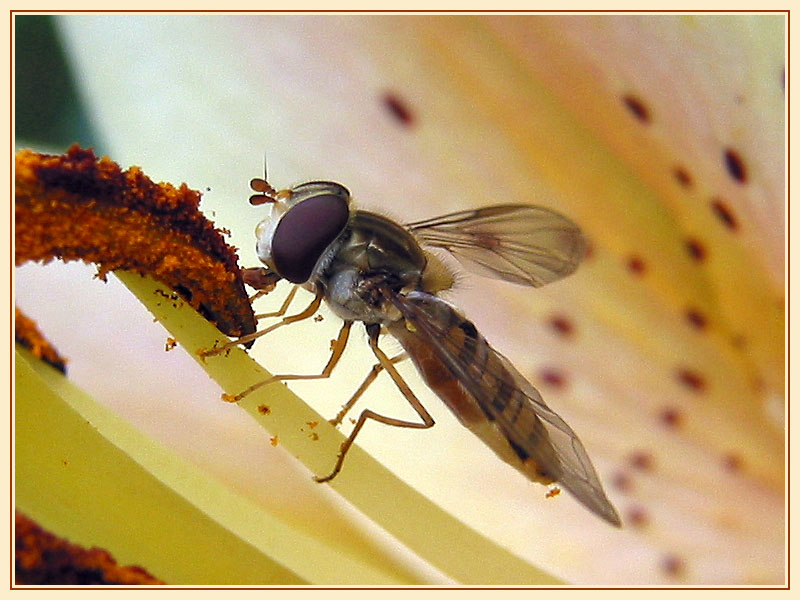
[248,154,279,205]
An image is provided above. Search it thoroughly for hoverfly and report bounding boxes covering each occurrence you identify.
[208,176,620,527]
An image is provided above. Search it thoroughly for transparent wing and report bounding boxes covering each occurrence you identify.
[406,204,587,287]
[387,290,620,526]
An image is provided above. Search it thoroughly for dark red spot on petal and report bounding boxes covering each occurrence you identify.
[684,308,708,330]
[626,255,646,275]
[611,471,633,493]
[659,407,683,429]
[676,368,706,392]
[626,505,649,528]
[722,453,743,472]
[724,148,748,184]
[548,315,574,337]
[539,368,566,388]
[685,238,707,262]
[622,94,650,123]
[629,451,655,472]
[672,166,693,188]
[731,334,747,350]
[711,199,739,230]
[661,554,685,578]
[382,92,415,127]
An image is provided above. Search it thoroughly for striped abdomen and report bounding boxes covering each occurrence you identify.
[387,292,560,486]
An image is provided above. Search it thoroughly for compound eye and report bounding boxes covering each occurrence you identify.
[271,194,349,283]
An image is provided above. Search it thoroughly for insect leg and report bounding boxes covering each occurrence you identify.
[314,325,433,484]
[200,291,323,357]
[254,285,298,320]
[329,352,408,427]
[222,320,353,403]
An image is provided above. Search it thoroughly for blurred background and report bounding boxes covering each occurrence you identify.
[14,14,786,585]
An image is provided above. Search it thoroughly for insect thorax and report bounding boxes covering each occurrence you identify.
[318,210,427,324]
